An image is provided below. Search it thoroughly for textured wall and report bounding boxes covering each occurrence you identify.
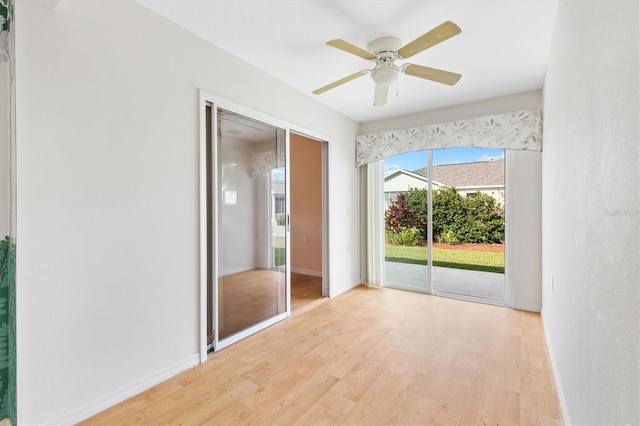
[15,1,359,423]
[542,1,640,424]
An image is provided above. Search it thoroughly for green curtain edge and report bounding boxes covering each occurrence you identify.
[0,237,16,425]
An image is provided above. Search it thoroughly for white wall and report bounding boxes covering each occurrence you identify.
[15,1,360,424]
[542,1,639,424]
[358,90,542,136]
[219,141,258,275]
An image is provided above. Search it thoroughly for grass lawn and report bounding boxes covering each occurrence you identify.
[274,247,285,267]
[385,244,504,274]
[273,236,286,266]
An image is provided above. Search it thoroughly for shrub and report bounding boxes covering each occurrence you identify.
[385,193,420,235]
[275,213,286,226]
[386,186,505,244]
[432,187,467,239]
[438,226,461,244]
[461,193,505,243]
[404,187,428,236]
[386,227,422,246]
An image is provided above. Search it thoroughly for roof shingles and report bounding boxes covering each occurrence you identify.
[414,161,504,187]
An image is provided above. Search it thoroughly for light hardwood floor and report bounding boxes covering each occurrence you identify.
[83,285,562,425]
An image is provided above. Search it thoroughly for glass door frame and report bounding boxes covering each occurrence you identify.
[376,149,507,307]
[378,151,433,295]
[198,91,332,361]
[428,148,507,306]
[199,93,292,357]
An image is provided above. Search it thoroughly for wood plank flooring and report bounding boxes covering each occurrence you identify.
[82,285,562,425]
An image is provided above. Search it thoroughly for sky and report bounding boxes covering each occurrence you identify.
[269,147,504,180]
[384,147,504,175]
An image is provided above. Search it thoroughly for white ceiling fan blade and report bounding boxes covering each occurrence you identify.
[374,84,389,106]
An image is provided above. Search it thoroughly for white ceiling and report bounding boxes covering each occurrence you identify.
[219,108,279,143]
[137,0,558,123]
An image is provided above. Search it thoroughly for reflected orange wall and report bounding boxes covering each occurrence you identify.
[290,134,322,275]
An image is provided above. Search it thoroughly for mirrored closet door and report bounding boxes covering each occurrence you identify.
[207,106,289,350]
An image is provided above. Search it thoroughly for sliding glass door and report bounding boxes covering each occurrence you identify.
[210,107,289,349]
[430,148,505,303]
[383,151,430,292]
[200,94,332,359]
[381,147,506,305]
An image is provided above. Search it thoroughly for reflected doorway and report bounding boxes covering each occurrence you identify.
[290,133,326,311]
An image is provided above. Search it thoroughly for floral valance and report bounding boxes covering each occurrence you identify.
[250,149,285,176]
[355,108,543,167]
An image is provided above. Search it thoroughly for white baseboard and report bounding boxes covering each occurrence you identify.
[221,265,254,276]
[541,310,571,425]
[291,267,322,277]
[510,301,541,312]
[49,354,200,425]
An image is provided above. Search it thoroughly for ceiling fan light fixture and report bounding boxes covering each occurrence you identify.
[371,67,397,86]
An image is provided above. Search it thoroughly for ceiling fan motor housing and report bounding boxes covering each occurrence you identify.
[367,36,402,56]
[368,37,402,85]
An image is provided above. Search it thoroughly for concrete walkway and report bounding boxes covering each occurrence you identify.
[385,261,504,302]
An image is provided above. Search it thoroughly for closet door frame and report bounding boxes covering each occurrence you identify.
[198,90,331,361]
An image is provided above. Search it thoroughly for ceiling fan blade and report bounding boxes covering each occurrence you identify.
[374,84,389,106]
[312,71,367,95]
[397,21,461,59]
[403,64,461,86]
[326,39,377,60]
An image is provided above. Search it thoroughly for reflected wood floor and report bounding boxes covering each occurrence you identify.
[219,269,286,339]
[83,285,562,425]
[291,272,323,311]
[219,270,323,338]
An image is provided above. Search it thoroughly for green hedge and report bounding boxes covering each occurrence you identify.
[385,187,504,245]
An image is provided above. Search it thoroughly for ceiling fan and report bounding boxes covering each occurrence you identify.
[313,21,462,106]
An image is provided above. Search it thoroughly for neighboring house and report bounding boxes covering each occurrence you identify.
[385,161,505,207]
[383,169,443,207]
